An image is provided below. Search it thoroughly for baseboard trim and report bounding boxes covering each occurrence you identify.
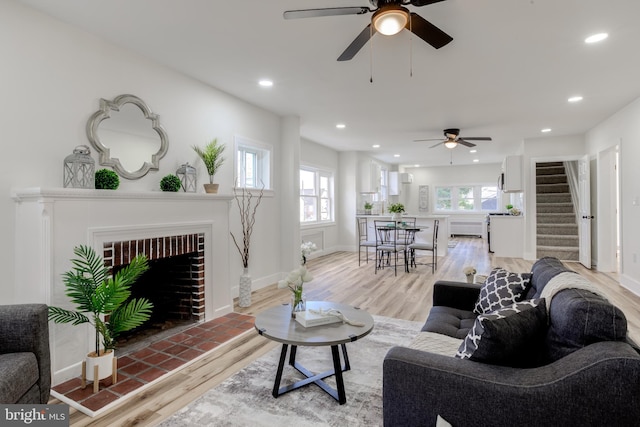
[620,273,640,297]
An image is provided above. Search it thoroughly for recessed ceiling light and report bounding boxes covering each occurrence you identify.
[568,96,583,103]
[336,123,346,129]
[473,159,479,163]
[372,144,380,148]
[414,164,420,167]
[585,33,608,44]
[541,128,552,133]
[469,149,477,153]
[258,79,273,87]
[394,154,400,158]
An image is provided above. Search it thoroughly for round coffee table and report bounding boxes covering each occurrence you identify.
[254,301,374,405]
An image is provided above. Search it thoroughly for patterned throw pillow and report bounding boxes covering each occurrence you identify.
[455,299,547,368]
[473,268,532,314]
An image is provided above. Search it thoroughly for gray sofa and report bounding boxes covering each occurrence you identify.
[0,304,51,404]
[383,257,640,427]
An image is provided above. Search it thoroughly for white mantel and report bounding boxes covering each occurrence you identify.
[12,187,234,384]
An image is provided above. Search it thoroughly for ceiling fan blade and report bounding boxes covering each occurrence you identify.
[410,0,447,6]
[457,139,477,147]
[429,141,445,149]
[407,12,453,49]
[284,7,370,20]
[338,24,375,61]
[459,137,492,141]
[413,138,443,142]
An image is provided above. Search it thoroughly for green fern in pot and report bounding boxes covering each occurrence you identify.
[48,245,153,355]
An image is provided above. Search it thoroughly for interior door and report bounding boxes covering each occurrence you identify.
[578,155,592,268]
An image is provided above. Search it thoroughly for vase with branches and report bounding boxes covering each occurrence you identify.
[230,184,265,307]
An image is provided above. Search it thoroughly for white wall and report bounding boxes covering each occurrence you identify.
[587,97,640,294]
[0,1,287,303]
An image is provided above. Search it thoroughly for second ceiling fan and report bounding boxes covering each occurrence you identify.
[415,128,492,149]
[283,0,453,61]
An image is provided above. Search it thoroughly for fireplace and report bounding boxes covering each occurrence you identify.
[13,188,234,384]
[105,233,206,344]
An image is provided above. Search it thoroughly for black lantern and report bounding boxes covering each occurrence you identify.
[63,145,95,189]
[176,162,197,193]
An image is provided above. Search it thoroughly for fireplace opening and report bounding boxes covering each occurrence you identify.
[114,253,199,347]
[102,233,206,352]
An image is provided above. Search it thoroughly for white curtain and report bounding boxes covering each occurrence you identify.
[563,161,579,223]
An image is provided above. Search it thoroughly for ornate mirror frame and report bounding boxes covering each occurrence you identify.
[86,94,169,180]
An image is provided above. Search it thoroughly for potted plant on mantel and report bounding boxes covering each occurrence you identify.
[193,138,226,193]
[388,203,405,222]
[48,245,153,390]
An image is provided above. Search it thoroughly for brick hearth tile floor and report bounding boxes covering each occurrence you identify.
[52,312,255,413]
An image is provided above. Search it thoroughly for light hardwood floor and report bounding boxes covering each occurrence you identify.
[64,236,640,426]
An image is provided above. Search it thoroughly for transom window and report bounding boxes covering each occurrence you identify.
[235,136,272,189]
[300,166,334,223]
[435,185,499,212]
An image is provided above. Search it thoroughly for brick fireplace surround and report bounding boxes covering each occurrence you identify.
[12,188,235,386]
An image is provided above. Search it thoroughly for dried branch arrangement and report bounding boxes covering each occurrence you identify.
[230,184,265,268]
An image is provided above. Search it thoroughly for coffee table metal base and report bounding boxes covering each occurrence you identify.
[272,343,351,405]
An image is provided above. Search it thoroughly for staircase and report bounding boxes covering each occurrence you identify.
[536,162,579,261]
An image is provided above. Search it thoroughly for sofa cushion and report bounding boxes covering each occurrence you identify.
[422,306,477,339]
[545,288,627,363]
[456,299,547,367]
[473,268,532,315]
[0,352,39,404]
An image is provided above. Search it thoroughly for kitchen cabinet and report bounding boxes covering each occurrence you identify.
[360,160,381,193]
[389,172,413,196]
[489,216,524,257]
[502,155,522,192]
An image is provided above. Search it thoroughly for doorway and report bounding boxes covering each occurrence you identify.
[595,144,620,273]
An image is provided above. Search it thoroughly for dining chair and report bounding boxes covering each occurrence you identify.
[408,219,439,273]
[374,220,410,276]
[357,217,377,266]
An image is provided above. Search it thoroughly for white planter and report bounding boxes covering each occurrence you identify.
[238,268,252,307]
[85,349,114,381]
[391,212,402,222]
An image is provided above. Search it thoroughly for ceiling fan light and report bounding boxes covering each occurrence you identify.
[372,7,408,36]
[444,140,458,149]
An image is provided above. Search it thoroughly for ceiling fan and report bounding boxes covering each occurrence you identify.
[283,0,453,61]
[414,128,492,149]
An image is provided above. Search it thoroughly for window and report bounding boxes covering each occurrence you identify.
[435,184,500,212]
[235,136,272,189]
[300,166,334,223]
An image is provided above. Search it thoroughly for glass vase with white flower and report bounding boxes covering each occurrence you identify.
[278,266,313,317]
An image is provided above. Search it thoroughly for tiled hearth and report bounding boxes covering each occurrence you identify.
[51,313,254,415]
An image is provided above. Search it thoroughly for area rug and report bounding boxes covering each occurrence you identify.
[159,315,422,427]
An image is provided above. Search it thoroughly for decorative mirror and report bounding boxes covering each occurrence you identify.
[86,94,169,180]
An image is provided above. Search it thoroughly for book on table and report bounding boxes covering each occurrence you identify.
[295,310,342,328]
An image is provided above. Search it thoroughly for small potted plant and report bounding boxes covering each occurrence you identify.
[95,169,120,190]
[48,245,153,386]
[364,202,373,215]
[160,174,181,192]
[388,203,405,222]
[193,138,225,193]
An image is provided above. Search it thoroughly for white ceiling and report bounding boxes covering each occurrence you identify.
[17,0,640,167]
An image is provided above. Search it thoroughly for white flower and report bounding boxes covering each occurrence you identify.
[278,265,313,292]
